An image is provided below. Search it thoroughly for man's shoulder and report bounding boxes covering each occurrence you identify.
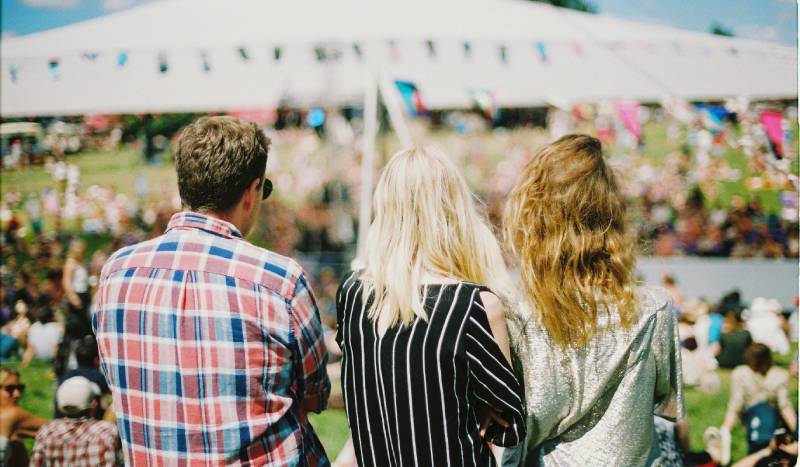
[100,230,307,298]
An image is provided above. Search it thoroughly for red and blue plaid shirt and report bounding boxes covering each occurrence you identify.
[94,211,331,466]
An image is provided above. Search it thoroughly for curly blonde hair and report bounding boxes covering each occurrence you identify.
[504,134,637,348]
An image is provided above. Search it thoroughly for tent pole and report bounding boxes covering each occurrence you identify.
[378,73,413,147]
[354,73,379,268]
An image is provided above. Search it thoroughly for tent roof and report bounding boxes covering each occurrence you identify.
[1,0,796,116]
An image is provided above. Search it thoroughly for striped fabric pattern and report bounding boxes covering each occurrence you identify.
[93,211,330,466]
[336,273,525,467]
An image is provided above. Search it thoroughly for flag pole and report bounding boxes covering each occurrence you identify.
[353,72,380,269]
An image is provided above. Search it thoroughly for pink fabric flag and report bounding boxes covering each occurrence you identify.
[760,111,784,158]
[614,101,641,141]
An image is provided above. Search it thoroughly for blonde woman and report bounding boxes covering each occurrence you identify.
[62,239,92,338]
[336,146,525,466]
[503,135,684,466]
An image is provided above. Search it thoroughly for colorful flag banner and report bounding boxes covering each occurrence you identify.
[273,47,282,62]
[426,40,436,58]
[388,40,400,62]
[352,43,363,60]
[468,87,497,121]
[499,45,508,64]
[9,65,18,83]
[117,51,128,67]
[158,53,168,74]
[695,104,731,134]
[238,47,250,61]
[536,42,548,63]
[394,80,428,116]
[200,52,211,73]
[614,101,641,141]
[463,42,472,59]
[760,111,784,159]
[48,58,60,80]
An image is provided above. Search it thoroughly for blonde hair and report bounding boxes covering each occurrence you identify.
[362,146,511,328]
[504,134,637,348]
[67,239,86,262]
[0,367,20,385]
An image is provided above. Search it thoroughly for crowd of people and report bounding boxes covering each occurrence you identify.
[0,105,796,466]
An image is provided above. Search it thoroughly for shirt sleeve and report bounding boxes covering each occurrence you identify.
[464,293,526,447]
[726,368,746,418]
[335,272,356,351]
[653,299,686,421]
[289,273,331,414]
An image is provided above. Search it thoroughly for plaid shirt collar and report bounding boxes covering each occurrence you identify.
[166,211,243,239]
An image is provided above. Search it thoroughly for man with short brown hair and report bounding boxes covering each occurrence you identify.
[94,116,331,465]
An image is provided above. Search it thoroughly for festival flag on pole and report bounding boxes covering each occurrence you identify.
[760,111,784,159]
[394,80,428,116]
[695,104,730,135]
[614,101,641,142]
[117,51,128,67]
[468,87,497,121]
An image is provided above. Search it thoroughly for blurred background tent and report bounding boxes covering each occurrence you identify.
[1,0,796,116]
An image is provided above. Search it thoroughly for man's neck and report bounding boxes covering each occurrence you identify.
[198,209,246,235]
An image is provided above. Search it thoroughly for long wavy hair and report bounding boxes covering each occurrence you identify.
[504,134,637,348]
[362,145,511,328]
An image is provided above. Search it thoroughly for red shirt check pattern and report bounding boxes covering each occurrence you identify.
[93,212,331,466]
[30,418,120,466]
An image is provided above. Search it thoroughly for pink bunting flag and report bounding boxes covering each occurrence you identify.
[759,111,784,158]
[614,101,641,141]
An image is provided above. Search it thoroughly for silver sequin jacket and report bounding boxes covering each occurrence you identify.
[504,286,685,467]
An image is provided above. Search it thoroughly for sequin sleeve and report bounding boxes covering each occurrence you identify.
[652,296,686,421]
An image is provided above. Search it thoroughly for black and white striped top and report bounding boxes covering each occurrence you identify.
[335,273,526,467]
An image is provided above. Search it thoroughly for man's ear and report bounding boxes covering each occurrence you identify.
[242,178,261,210]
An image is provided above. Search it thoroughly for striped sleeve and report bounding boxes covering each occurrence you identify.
[464,295,526,447]
[289,272,331,414]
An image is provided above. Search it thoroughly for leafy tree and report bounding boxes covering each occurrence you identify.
[710,22,735,37]
[529,0,596,13]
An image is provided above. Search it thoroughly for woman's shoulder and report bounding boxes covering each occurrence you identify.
[635,285,673,315]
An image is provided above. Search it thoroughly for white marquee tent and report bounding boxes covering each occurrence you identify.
[1,0,796,116]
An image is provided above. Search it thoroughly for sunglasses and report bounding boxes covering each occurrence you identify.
[1,384,25,395]
[258,177,273,200]
[252,126,273,201]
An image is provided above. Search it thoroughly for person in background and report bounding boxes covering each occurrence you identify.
[715,309,752,369]
[745,297,791,355]
[21,306,62,366]
[30,376,120,466]
[503,135,684,466]
[722,343,797,454]
[0,301,31,361]
[62,239,92,338]
[55,334,111,420]
[663,273,685,314]
[94,117,330,465]
[0,366,46,466]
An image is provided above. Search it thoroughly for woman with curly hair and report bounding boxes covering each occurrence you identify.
[502,135,684,466]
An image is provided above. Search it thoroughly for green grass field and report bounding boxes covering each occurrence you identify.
[5,348,797,461]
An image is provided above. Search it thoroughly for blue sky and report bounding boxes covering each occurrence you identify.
[1,0,797,45]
